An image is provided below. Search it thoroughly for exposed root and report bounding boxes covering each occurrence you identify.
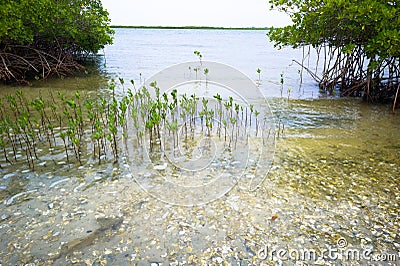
[0,44,85,84]
[297,44,400,106]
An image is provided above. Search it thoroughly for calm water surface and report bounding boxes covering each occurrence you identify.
[104,28,318,98]
[0,28,399,265]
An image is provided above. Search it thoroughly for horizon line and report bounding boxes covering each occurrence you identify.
[110,25,271,30]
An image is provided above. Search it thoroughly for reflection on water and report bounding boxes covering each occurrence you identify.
[0,29,399,264]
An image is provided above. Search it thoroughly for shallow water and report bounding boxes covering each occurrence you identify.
[0,29,399,265]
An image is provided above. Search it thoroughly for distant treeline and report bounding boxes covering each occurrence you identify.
[111,25,268,31]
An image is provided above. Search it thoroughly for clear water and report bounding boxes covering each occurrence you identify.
[0,28,399,265]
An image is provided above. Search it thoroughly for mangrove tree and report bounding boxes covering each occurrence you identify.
[0,0,114,84]
[268,0,400,107]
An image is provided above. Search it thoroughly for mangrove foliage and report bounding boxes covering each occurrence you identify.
[268,0,400,107]
[0,0,114,84]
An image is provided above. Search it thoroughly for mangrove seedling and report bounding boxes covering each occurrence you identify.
[254,110,260,136]
[119,77,125,92]
[213,93,223,137]
[204,68,209,85]
[222,119,227,142]
[194,50,203,65]
[249,104,254,127]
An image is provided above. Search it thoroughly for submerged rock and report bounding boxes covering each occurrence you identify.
[50,216,124,262]
[153,163,168,170]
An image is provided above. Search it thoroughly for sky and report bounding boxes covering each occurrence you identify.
[101,0,291,28]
